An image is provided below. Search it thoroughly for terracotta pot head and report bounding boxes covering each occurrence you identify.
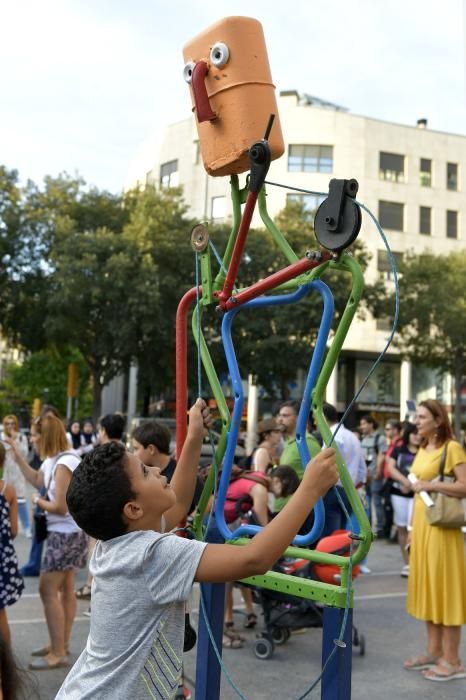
[182,16,284,177]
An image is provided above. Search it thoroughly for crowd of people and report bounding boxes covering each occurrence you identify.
[0,397,465,698]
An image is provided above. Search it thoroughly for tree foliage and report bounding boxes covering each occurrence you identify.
[365,250,466,432]
[0,169,372,418]
[0,347,92,421]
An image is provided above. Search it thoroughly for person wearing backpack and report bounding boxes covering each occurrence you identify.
[359,414,387,538]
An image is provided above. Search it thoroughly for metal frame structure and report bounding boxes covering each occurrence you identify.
[175,169,373,699]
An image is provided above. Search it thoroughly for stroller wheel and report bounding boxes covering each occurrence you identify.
[271,627,290,645]
[358,634,365,656]
[254,637,274,660]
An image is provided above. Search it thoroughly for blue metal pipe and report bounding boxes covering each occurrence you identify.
[214,280,334,545]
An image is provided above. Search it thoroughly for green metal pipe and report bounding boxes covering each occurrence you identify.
[213,175,242,292]
[312,254,373,564]
[258,188,299,264]
[190,302,231,538]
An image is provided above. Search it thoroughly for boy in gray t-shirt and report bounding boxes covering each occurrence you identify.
[58,399,338,700]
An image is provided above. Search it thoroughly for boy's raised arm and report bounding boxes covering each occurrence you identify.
[195,448,338,582]
[164,398,212,531]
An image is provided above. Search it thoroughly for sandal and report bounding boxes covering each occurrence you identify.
[404,654,439,671]
[222,634,243,649]
[29,656,70,670]
[423,661,466,682]
[75,584,92,600]
[31,645,70,657]
[244,613,257,629]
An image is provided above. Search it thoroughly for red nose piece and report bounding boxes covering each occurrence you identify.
[192,61,216,123]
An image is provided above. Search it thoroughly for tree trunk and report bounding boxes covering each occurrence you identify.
[454,349,463,438]
[92,371,103,424]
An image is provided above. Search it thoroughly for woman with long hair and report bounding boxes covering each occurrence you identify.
[5,415,88,671]
[252,418,283,473]
[404,399,466,682]
[1,415,30,537]
[387,423,421,577]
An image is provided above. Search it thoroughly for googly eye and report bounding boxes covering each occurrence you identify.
[183,61,196,84]
[210,42,229,68]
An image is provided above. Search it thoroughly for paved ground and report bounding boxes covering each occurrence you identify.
[8,534,466,699]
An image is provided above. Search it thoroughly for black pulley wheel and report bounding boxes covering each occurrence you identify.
[314,198,361,252]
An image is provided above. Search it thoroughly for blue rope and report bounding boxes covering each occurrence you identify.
[262,179,399,698]
[193,185,399,698]
[209,238,238,293]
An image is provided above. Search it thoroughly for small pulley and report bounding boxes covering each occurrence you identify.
[314,178,362,252]
[191,224,209,252]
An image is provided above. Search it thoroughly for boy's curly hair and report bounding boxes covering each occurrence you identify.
[66,442,134,541]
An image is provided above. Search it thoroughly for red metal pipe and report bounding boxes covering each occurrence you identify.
[192,61,216,123]
[217,190,259,303]
[175,286,199,458]
[221,253,332,311]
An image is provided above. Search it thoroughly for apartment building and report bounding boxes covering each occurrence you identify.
[128,90,466,421]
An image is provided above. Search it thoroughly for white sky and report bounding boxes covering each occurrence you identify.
[1,0,465,192]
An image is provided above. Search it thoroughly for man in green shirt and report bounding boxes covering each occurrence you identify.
[277,400,320,480]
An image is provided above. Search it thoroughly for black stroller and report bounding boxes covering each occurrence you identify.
[232,496,366,660]
[250,555,365,660]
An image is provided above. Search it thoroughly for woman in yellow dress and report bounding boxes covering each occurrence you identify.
[404,399,466,682]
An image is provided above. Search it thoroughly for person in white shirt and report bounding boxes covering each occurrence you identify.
[6,415,88,671]
[321,402,367,537]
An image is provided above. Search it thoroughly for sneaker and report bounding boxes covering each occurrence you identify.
[83,605,91,618]
[175,686,192,699]
[359,564,371,574]
[401,565,410,578]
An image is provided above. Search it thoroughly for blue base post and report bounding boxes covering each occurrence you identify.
[195,582,225,700]
[321,606,353,700]
[195,519,225,699]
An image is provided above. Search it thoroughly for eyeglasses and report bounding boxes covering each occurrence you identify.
[4,421,15,426]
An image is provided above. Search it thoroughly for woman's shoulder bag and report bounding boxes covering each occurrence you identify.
[425,442,466,528]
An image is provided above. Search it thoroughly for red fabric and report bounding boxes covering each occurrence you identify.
[383,437,403,478]
[223,474,268,523]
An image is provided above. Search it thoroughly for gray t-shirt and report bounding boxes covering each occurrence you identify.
[56,530,207,700]
[360,432,387,476]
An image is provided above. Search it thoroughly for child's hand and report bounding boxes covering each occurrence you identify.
[187,398,212,440]
[302,447,338,497]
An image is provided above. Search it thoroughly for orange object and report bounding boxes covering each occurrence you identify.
[314,530,360,585]
[182,16,284,177]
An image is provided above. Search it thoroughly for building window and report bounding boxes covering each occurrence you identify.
[379,201,404,231]
[377,250,403,280]
[211,196,226,220]
[446,210,458,239]
[288,145,333,173]
[420,158,431,187]
[286,193,326,222]
[447,162,458,191]
[420,206,431,235]
[160,160,179,188]
[379,152,405,183]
